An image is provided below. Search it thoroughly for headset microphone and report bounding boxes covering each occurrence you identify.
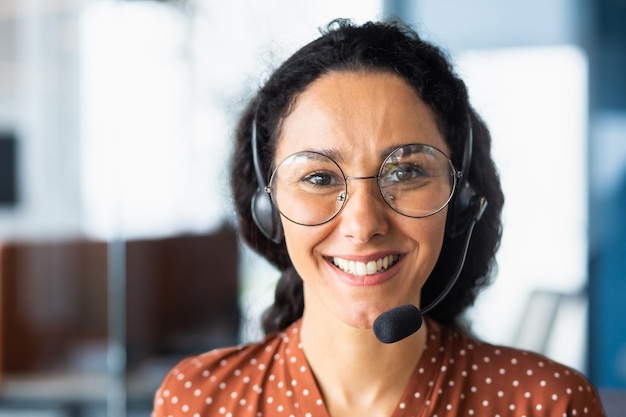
[373,304,423,344]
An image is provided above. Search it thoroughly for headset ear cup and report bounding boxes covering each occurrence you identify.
[446,180,479,239]
[250,116,283,244]
[251,189,283,244]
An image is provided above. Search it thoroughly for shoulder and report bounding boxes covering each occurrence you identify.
[153,331,287,416]
[432,321,606,415]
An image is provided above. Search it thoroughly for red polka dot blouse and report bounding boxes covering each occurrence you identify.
[153,318,606,416]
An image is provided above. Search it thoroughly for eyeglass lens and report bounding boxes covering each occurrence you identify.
[267,144,457,226]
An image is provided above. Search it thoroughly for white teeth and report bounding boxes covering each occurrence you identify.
[332,255,399,276]
[366,261,377,275]
[356,262,367,276]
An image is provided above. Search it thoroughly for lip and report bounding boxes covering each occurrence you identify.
[324,253,405,286]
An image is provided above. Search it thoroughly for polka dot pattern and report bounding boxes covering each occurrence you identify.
[153,319,606,416]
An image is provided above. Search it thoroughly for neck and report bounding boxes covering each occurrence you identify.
[300,308,427,417]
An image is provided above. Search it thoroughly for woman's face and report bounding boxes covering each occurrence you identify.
[274,71,450,330]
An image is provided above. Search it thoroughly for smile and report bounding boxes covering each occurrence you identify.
[331,255,400,276]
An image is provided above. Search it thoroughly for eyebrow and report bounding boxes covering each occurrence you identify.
[313,144,406,164]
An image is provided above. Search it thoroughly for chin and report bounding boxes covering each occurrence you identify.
[335,301,393,330]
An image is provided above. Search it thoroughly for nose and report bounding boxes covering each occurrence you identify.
[336,176,389,243]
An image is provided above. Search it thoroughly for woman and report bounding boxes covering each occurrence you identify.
[154,20,605,416]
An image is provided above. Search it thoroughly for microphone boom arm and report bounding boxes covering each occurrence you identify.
[421,196,488,315]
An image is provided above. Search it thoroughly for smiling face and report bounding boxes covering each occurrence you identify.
[274,71,450,330]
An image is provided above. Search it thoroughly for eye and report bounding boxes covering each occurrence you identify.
[386,163,427,182]
[302,171,342,187]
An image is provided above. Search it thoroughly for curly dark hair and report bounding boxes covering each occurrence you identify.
[231,19,504,334]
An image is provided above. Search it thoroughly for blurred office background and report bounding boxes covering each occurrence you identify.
[0,0,624,416]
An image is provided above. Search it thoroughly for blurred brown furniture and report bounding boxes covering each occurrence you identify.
[0,226,240,375]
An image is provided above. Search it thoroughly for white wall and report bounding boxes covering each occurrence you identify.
[0,0,84,240]
[457,46,588,370]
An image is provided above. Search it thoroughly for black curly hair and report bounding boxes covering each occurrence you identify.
[231,19,504,334]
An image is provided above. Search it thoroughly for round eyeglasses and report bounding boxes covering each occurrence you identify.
[264,143,461,226]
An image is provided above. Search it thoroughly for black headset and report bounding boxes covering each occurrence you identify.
[250,115,486,244]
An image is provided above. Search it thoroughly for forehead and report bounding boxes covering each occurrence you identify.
[275,70,449,166]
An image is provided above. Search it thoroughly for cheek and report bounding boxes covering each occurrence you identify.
[281,219,331,277]
[410,211,448,272]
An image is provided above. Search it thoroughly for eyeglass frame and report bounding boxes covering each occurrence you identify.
[263,143,464,227]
